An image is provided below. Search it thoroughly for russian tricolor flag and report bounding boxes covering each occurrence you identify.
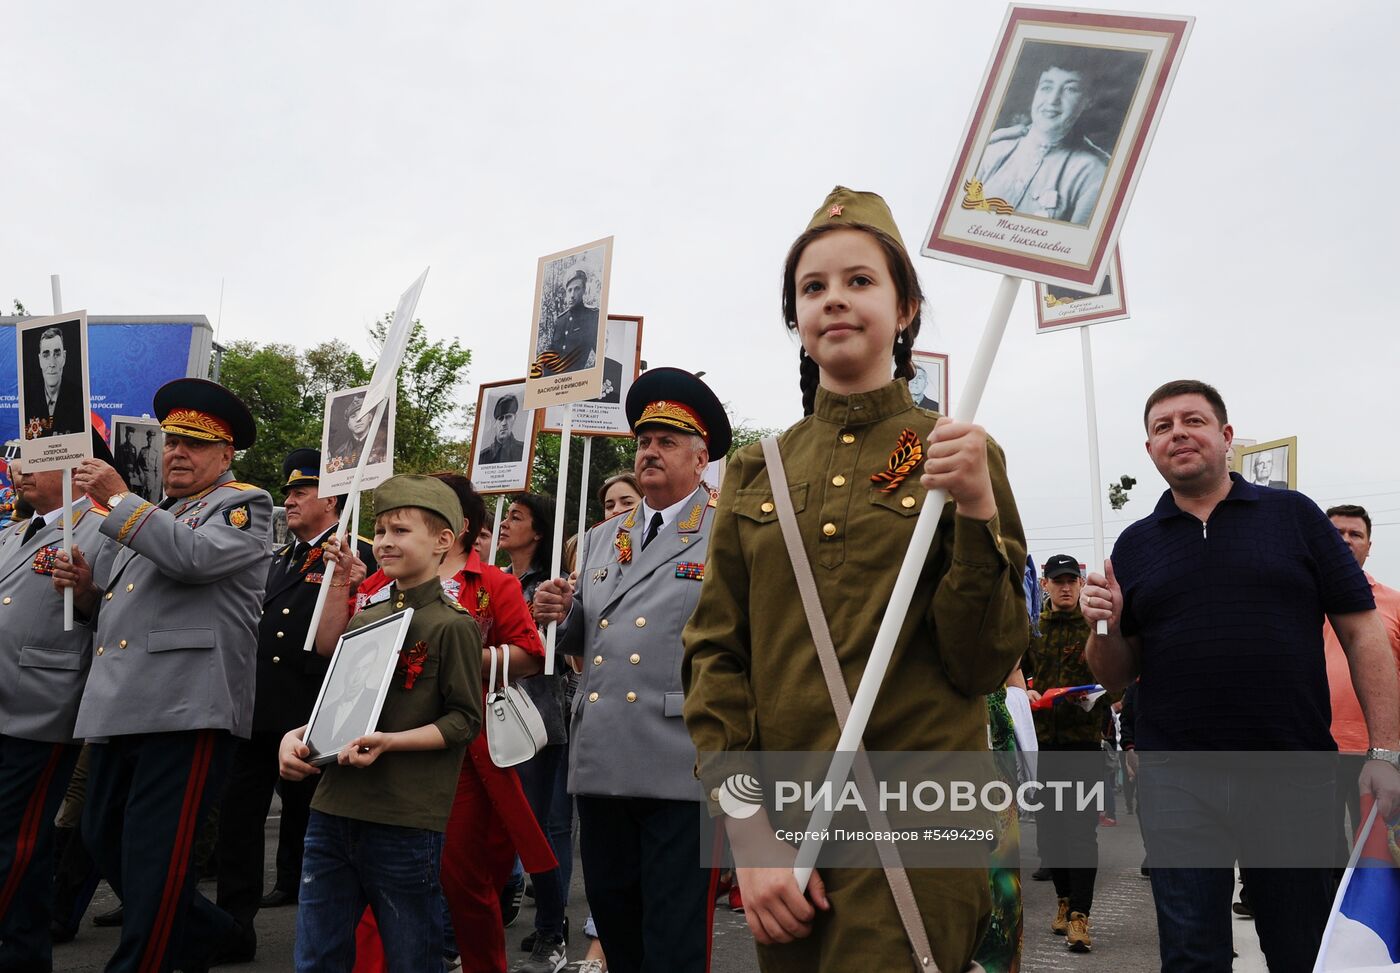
[1314,799,1400,972]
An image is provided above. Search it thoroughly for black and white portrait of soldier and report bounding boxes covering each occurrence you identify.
[326,390,389,473]
[537,269,599,375]
[1247,447,1290,490]
[315,640,387,749]
[975,42,1147,226]
[478,391,526,466]
[113,420,163,501]
[21,322,85,439]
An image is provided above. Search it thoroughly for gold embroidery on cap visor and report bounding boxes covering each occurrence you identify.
[285,469,317,486]
[636,400,708,443]
[160,409,234,444]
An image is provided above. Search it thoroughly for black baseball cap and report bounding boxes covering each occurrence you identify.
[1043,554,1083,579]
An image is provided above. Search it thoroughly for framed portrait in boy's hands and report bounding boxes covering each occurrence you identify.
[304,609,415,766]
[909,351,950,416]
[1034,248,1129,332]
[923,6,1193,290]
[542,315,643,437]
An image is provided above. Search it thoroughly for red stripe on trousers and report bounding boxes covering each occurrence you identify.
[139,731,215,973]
[0,743,65,920]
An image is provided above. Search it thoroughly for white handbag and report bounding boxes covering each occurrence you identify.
[484,645,548,768]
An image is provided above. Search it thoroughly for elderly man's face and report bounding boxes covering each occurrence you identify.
[909,368,929,398]
[163,433,233,498]
[38,335,66,390]
[1031,67,1089,139]
[1253,452,1273,481]
[634,429,707,507]
[565,278,585,307]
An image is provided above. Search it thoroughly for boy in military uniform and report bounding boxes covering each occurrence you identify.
[279,474,483,971]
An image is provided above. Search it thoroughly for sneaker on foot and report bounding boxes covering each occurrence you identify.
[1098,813,1118,827]
[1052,897,1070,935]
[518,934,567,973]
[1066,912,1092,952]
[500,881,524,928]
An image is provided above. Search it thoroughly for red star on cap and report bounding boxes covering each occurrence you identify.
[829,204,844,217]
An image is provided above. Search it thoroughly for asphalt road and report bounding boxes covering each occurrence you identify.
[54,807,1271,971]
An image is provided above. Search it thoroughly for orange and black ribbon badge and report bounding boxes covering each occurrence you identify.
[960,179,1014,216]
[530,346,585,378]
[615,509,636,564]
[870,428,924,494]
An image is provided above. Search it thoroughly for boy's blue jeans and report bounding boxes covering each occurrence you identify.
[295,810,445,973]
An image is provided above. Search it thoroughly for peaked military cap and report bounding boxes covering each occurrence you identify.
[153,378,257,450]
[625,367,731,457]
[806,185,906,249]
[282,448,322,492]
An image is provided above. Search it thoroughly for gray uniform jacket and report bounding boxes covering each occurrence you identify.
[560,484,713,802]
[0,500,113,744]
[73,471,271,740]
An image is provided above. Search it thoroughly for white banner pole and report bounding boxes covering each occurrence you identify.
[544,404,573,675]
[793,273,1021,889]
[576,436,592,542]
[301,398,388,653]
[1081,327,1108,636]
[50,275,76,631]
[488,495,505,565]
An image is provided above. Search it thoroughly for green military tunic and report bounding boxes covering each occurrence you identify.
[311,578,483,833]
[682,380,1029,973]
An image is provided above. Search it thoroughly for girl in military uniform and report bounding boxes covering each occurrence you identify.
[682,187,1029,973]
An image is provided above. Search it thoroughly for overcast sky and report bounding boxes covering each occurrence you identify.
[6,1,1400,581]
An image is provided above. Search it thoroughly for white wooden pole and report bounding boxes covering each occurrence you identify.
[544,405,573,675]
[51,275,75,631]
[1081,327,1108,636]
[488,495,505,565]
[793,274,1021,889]
[301,398,388,652]
[576,436,593,541]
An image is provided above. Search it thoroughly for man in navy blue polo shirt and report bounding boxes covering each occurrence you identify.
[1079,379,1400,972]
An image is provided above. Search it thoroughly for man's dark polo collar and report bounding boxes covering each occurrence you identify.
[1148,472,1261,522]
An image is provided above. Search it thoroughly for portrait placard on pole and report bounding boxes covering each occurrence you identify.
[1235,437,1297,490]
[541,315,643,436]
[110,415,164,503]
[523,238,613,411]
[319,384,397,498]
[922,6,1193,289]
[17,312,93,471]
[908,350,950,415]
[1034,248,1129,332]
[467,378,540,496]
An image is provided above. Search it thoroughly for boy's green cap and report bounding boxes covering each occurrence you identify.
[373,474,464,531]
[806,185,906,249]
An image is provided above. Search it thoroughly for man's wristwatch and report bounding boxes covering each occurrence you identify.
[1365,747,1400,770]
[107,492,129,510]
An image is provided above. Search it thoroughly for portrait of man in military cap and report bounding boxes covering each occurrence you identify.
[319,384,396,496]
[479,391,526,465]
[541,314,644,438]
[469,379,538,494]
[111,416,165,501]
[525,237,613,410]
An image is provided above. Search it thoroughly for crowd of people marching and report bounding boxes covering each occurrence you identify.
[0,186,1396,973]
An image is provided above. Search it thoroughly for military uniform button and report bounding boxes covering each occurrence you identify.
[626,692,637,703]
[593,655,603,666]
[711,787,721,802]
[127,583,134,592]
[105,592,113,601]
[901,496,916,509]
[282,608,291,615]
[822,522,837,537]
[760,501,775,514]
[588,691,599,703]
[119,640,127,649]
[832,475,846,487]
[599,619,609,629]
[1,597,9,605]
[96,646,104,656]
[277,632,285,638]
[273,656,280,664]
[629,653,640,665]
[841,433,855,444]
[635,617,646,628]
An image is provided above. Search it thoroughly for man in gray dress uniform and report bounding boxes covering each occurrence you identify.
[534,367,732,973]
[0,429,116,972]
[57,378,270,973]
